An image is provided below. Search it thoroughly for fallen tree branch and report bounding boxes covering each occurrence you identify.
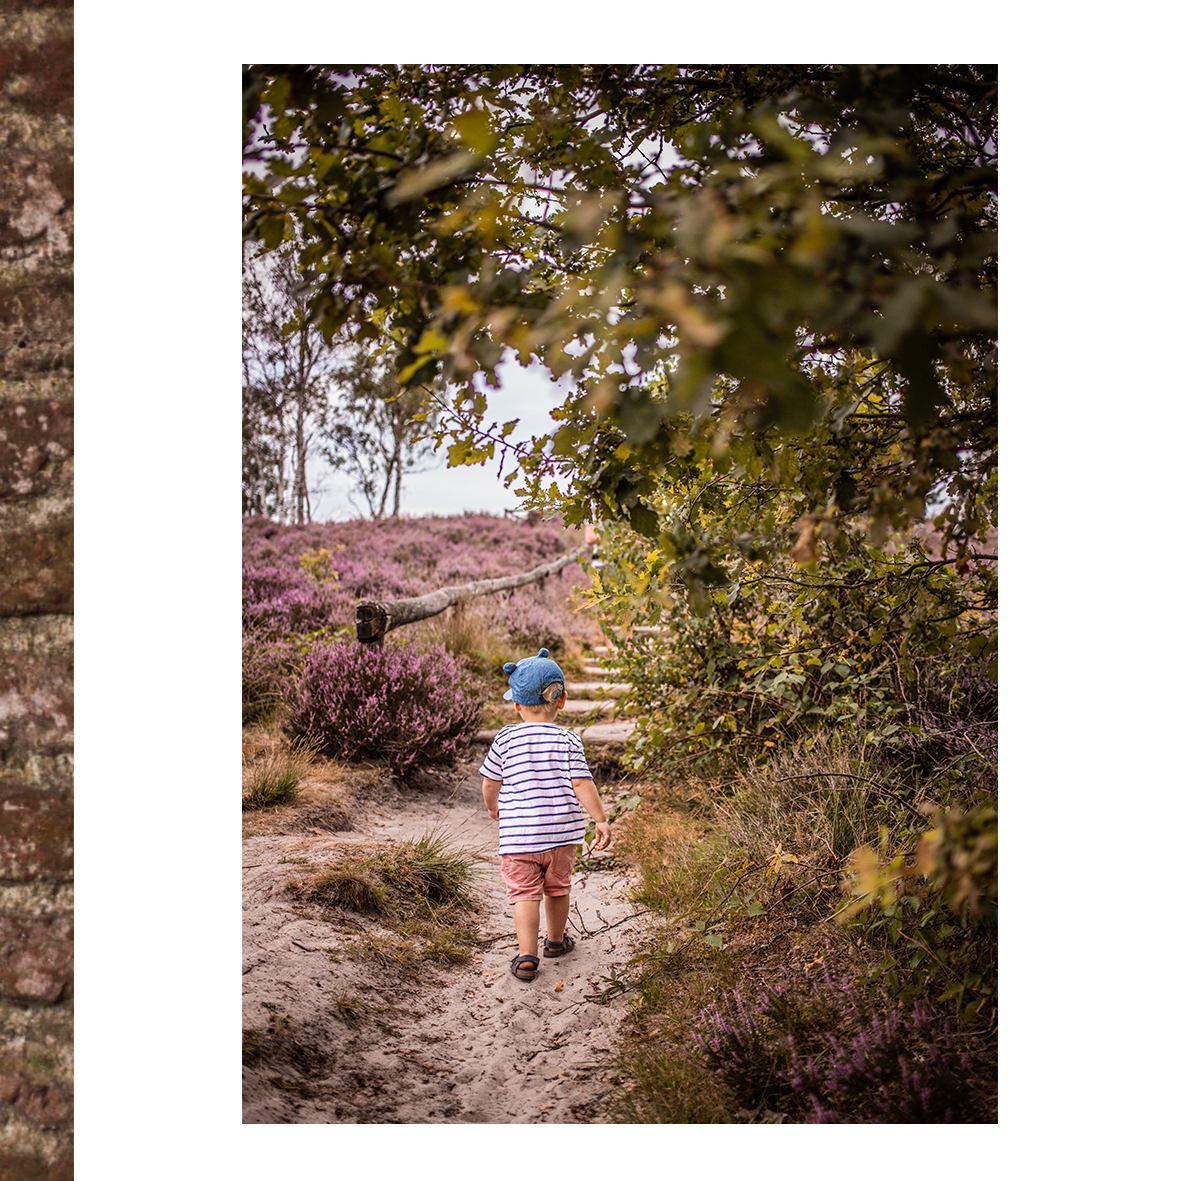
[355,544,589,643]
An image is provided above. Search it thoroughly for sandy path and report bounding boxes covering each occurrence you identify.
[242,750,646,1124]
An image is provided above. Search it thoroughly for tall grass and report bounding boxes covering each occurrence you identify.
[604,732,994,1122]
[242,740,319,810]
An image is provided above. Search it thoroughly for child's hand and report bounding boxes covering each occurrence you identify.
[594,821,611,850]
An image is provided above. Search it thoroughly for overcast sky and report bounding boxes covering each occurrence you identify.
[309,355,578,521]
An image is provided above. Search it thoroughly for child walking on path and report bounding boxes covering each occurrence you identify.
[480,649,611,981]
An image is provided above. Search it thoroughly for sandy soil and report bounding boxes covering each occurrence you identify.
[242,748,647,1124]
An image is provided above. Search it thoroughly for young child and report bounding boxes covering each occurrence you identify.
[480,648,611,981]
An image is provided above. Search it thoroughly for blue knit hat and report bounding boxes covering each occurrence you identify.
[502,648,566,705]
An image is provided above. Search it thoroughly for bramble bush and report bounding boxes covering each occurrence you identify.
[282,639,482,769]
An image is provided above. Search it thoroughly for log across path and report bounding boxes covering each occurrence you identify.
[356,546,588,643]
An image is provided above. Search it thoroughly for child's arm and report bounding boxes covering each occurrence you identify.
[481,777,501,820]
[572,778,611,850]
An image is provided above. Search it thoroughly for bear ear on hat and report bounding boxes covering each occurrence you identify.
[538,648,549,659]
[503,662,518,674]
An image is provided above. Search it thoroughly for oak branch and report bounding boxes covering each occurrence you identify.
[355,545,589,643]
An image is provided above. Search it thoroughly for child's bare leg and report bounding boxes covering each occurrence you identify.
[544,893,570,944]
[514,899,541,957]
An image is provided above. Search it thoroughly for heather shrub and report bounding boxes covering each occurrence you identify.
[282,639,482,769]
[241,514,596,660]
[693,967,976,1122]
[242,634,302,724]
[243,563,344,636]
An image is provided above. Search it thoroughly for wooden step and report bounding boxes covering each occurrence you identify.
[561,698,616,716]
[576,720,637,744]
[474,719,636,746]
[565,681,631,697]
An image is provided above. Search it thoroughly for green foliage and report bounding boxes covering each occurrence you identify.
[840,804,998,1023]
[298,545,343,583]
[584,468,995,776]
[243,64,997,580]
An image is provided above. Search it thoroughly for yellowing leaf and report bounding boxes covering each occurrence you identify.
[452,107,497,156]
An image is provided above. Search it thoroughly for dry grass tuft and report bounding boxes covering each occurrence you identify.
[286,833,482,981]
[242,739,321,811]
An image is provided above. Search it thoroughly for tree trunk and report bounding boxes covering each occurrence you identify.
[356,545,587,642]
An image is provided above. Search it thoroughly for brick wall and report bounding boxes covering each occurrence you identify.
[0,1,74,1176]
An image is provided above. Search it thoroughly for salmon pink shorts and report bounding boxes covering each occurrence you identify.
[500,845,578,903]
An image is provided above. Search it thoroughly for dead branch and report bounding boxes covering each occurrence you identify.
[355,544,589,643]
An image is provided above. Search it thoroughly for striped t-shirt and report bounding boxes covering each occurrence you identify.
[479,723,594,856]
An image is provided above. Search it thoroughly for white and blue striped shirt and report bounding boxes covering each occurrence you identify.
[479,723,594,855]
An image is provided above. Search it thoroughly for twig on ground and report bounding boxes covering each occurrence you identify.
[580,908,651,939]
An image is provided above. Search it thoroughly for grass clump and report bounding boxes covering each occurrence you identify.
[289,831,482,983]
[242,741,318,810]
[296,834,478,920]
[330,990,374,1029]
[304,862,391,915]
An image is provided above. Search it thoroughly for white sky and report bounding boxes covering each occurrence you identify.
[310,356,577,520]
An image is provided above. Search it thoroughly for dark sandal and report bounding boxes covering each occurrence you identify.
[543,934,576,958]
[510,954,539,981]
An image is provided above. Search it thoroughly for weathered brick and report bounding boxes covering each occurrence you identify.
[0,912,71,1002]
[0,786,71,881]
[0,1046,71,1128]
[0,1152,72,1181]
[0,273,74,365]
[0,36,71,118]
[0,400,71,498]
[0,652,72,759]
[0,517,71,614]
[0,152,72,255]
[0,614,72,656]
[1,2,72,1169]
[0,267,73,379]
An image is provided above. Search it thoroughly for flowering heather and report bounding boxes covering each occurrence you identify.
[243,512,580,598]
[242,512,599,653]
[693,967,974,1123]
[282,639,482,770]
[242,563,344,636]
